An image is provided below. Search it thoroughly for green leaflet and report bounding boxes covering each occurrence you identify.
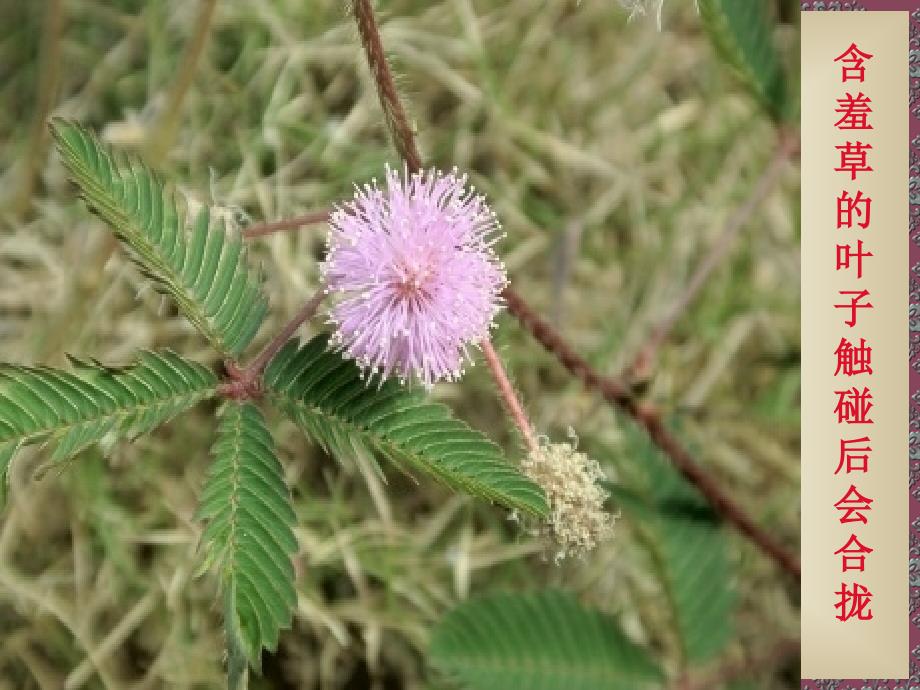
[263,334,548,518]
[0,350,217,508]
[50,119,267,357]
[197,401,298,687]
[646,511,733,663]
[698,0,786,119]
[607,425,735,664]
[429,590,663,690]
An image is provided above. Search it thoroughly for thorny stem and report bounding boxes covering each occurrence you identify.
[219,285,327,399]
[480,339,539,454]
[350,0,800,581]
[243,209,331,239]
[503,287,801,581]
[627,130,800,380]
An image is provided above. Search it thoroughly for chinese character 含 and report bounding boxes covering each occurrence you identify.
[833,386,873,424]
[834,92,873,130]
[834,43,874,82]
[834,582,873,621]
[834,337,872,376]
[835,142,873,180]
[835,436,871,475]
[836,241,873,279]
[834,484,874,524]
[837,190,872,229]
[834,289,873,327]
[834,533,873,572]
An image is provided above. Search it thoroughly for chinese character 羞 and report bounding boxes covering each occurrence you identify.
[834,92,873,130]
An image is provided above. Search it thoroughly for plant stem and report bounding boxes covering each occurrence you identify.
[502,287,801,581]
[247,285,327,376]
[352,0,541,453]
[480,339,539,454]
[350,0,800,581]
[220,285,327,398]
[243,209,331,239]
[353,0,423,173]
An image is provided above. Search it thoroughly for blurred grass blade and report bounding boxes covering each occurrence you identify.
[0,350,217,508]
[50,119,268,357]
[0,441,20,509]
[698,0,785,118]
[197,401,298,686]
[429,590,663,690]
[264,334,548,517]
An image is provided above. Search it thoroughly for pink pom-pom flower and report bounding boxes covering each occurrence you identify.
[321,165,507,387]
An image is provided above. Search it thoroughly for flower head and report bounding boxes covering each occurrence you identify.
[321,165,506,386]
[521,440,615,560]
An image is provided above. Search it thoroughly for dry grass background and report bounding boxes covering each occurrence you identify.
[0,1,800,688]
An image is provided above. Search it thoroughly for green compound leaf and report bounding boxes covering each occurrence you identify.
[264,334,548,518]
[608,428,735,665]
[0,351,217,507]
[647,512,733,663]
[197,401,297,688]
[698,0,785,119]
[429,590,663,690]
[50,119,267,357]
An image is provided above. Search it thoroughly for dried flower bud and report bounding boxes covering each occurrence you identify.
[521,440,615,561]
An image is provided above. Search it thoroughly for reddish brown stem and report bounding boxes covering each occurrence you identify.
[247,286,327,376]
[480,339,539,453]
[503,286,801,581]
[219,285,326,399]
[243,209,331,239]
[350,0,800,581]
[353,0,423,173]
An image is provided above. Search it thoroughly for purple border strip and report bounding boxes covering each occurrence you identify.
[800,2,920,688]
